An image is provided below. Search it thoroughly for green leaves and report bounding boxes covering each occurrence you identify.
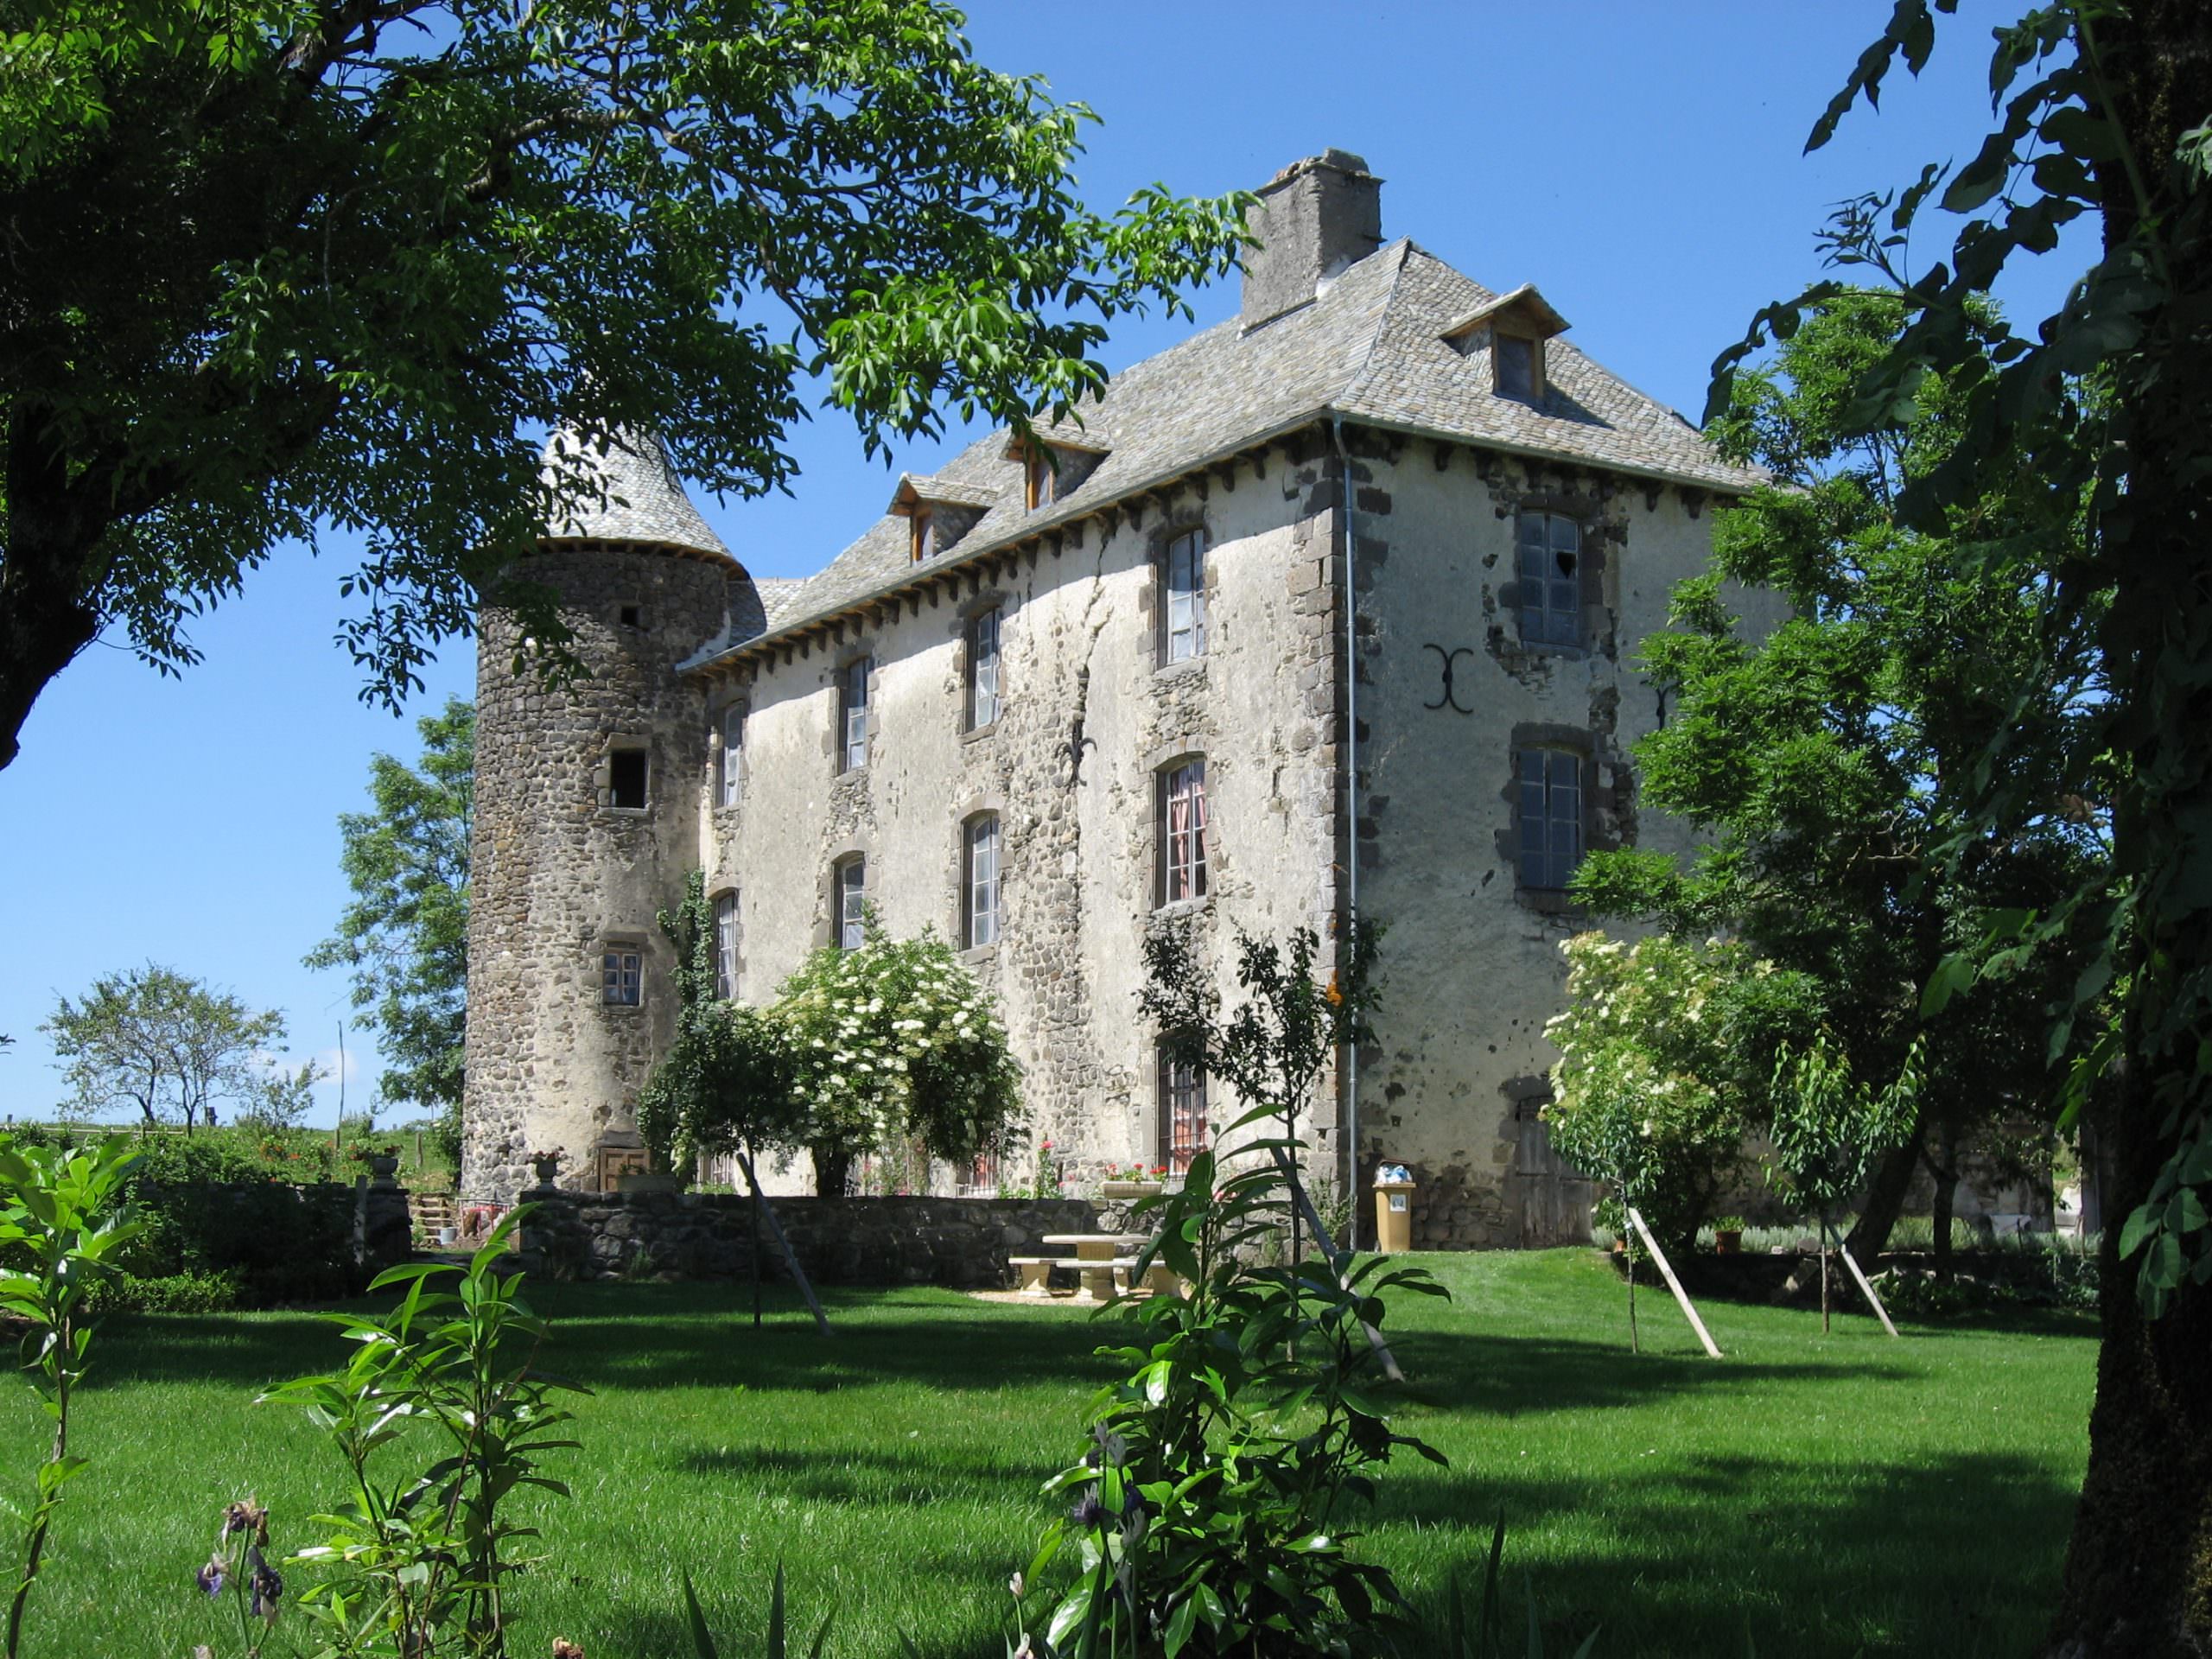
[0,0,1249,766]
[1019,1146,1441,1656]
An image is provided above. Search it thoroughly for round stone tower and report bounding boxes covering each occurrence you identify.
[462,430,753,1200]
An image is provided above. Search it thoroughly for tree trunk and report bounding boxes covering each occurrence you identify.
[810,1145,853,1198]
[1929,1114,1962,1284]
[1,405,111,772]
[1930,1164,1958,1284]
[2044,1075,2212,1657]
[1844,1126,1923,1270]
[2042,8,2212,1651]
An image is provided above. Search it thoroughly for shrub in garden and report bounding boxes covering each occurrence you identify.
[1544,931,1817,1250]
[639,875,1025,1198]
[639,874,805,1182]
[1012,1147,1446,1656]
[778,912,1023,1195]
[1768,1029,1923,1331]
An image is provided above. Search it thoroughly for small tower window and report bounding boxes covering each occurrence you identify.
[618,603,643,629]
[602,946,644,1007]
[607,748,648,810]
[910,510,936,563]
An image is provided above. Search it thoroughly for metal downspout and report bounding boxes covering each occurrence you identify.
[1332,413,1361,1248]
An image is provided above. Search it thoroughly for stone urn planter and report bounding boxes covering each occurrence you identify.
[529,1157,563,1187]
[1100,1179,1165,1200]
[369,1154,402,1182]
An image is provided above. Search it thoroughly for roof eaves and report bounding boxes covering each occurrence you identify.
[683,412,1337,677]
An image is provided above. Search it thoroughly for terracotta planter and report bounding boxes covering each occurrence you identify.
[1714,1229,1744,1255]
[1101,1180,1165,1199]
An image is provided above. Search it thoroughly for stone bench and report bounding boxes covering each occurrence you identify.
[1009,1254,1180,1302]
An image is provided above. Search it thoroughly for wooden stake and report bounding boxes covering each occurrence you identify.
[1824,1219,1902,1338]
[1266,1144,1404,1384]
[1627,1207,1722,1359]
[737,1151,831,1338]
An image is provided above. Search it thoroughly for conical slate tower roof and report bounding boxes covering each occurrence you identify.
[537,429,731,562]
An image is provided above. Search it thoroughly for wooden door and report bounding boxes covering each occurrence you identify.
[1512,1101,1594,1248]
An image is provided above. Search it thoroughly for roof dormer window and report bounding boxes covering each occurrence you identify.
[1025,444,1058,511]
[1441,284,1570,410]
[1495,333,1541,403]
[889,473,1000,562]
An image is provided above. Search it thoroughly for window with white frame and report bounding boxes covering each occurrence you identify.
[839,658,871,772]
[1517,747,1584,891]
[713,891,740,1000]
[1157,759,1209,905]
[1161,529,1206,664]
[1157,1044,1208,1173]
[835,855,867,950]
[1516,512,1583,647]
[717,704,744,808]
[967,605,1002,730]
[601,945,644,1007]
[963,814,1001,948]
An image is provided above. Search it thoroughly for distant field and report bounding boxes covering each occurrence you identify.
[3,1248,2094,1656]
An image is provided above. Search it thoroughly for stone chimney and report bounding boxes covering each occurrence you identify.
[1241,150,1383,331]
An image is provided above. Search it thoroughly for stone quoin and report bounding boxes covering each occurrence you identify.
[461,150,1773,1246]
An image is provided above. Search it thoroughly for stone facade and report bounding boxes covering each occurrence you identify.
[461,152,1770,1248]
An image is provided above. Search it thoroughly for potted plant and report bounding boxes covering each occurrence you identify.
[529,1147,567,1187]
[1098,1160,1166,1200]
[1713,1216,1747,1255]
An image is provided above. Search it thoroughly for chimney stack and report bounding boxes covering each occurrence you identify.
[1241,150,1383,332]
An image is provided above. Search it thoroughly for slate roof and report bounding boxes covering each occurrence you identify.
[539,429,732,563]
[683,238,1763,670]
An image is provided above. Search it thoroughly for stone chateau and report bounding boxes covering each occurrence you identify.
[461,150,1766,1248]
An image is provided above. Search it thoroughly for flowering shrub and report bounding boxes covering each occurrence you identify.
[1544,931,1818,1250]
[779,914,1023,1193]
[639,877,1023,1195]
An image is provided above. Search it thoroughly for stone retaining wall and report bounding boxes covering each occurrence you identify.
[512,1191,1146,1287]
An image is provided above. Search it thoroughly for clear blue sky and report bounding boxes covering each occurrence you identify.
[0,0,2090,1125]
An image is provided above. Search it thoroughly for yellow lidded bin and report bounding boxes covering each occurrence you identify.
[1374,1167,1416,1254]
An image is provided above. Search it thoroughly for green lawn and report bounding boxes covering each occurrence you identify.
[5,1249,2094,1656]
